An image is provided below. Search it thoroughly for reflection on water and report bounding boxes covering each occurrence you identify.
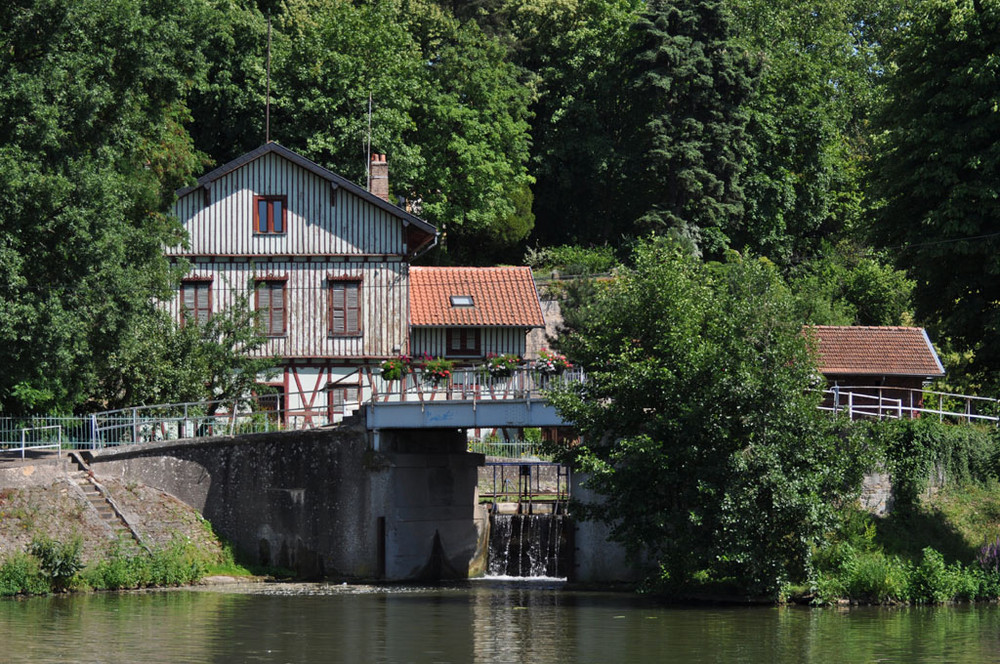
[2,581,1000,663]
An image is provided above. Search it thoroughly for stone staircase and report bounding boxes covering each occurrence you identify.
[68,453,146,550]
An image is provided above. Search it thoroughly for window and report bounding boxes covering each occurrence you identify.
[328,385,360,417]
[329,280,362,336]
[254,195,286,234]
[256,280,286,336]
[256,387,284,425]
[446,328,480,357]
[181,280,211,326]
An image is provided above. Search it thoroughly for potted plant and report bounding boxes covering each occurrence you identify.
[422,356,455,386]
[535,348,572,376]
[485,352,520,379]
[380,355,412,381]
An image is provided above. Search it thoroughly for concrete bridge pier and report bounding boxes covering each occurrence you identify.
[375,429,488,580]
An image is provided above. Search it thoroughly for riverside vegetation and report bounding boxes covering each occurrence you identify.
[0,477,260,597]
[549,239,1000,604]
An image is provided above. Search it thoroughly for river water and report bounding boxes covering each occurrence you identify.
[2,579,1000,663]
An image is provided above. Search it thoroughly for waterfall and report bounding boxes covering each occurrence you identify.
[487,513,569,578]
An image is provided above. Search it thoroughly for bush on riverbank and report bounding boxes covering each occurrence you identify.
[808,417,1000,605]
[0,534,250,596]
[812,545,1000,605]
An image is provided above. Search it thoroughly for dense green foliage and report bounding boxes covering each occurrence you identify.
[855,419,1000,510]
[618,0,756,253]
[0,0,205,413]
[0,534,243,596]
[730,0,890,261]
[549,238,862,596]
[872,0,1000,387]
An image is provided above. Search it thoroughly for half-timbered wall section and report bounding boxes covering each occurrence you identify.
[167,143,437,423]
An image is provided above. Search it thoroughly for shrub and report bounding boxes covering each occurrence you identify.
[29,536,83,590]
[84,539,206,590]
[840,549,910,603]
[909,547,960,603]
[0,553,48,596]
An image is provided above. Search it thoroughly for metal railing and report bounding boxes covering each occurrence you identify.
[0,366,586,452]
[820,385,1000,424]
[369,366,586,404]
[479,461,571,513]
[468,438,552,460]
[6,368,997,455]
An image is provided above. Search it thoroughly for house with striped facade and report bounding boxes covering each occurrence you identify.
[167,142,544,423]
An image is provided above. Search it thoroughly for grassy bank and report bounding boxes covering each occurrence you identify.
[808,416,1000,605]
[0,530,257,597]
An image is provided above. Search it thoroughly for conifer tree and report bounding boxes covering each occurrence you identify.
[619,0,756,254]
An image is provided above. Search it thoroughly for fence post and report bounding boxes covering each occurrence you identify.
[132,407,138,445]
[90,414,98,450]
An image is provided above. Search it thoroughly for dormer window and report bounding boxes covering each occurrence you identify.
[450,295,474,307]
[254,195,286,234]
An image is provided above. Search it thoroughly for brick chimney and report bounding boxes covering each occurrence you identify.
[369,153,389,202]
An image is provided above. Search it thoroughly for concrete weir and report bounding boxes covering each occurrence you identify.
[83,417,488,581]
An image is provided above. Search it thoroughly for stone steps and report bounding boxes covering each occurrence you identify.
[68,454,144,549]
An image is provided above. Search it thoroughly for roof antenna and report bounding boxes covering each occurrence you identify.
[265,14,272,143]
[366,91,373,188]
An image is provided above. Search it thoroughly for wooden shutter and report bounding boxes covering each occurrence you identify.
[329,280,361,335]
[183,282,211,326]
[331,283,346,334]
[345,283,359,334]
[268,283,284,335]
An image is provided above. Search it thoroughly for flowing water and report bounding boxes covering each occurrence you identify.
[2,582,1000,663]
[487,514,569,578]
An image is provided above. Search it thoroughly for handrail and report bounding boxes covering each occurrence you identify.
[820,386,999,425]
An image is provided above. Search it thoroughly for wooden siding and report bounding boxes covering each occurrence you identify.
[411,327,527,360]
[168,152,406,257]
[167,260,409,359]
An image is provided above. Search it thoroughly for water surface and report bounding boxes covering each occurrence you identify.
[2,580,999,663]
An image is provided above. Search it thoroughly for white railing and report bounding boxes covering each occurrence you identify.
[368,366,585,404]
[7,370,994,453]
[820,385,999,424]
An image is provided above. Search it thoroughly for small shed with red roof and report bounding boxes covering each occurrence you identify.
[409,266,545,362]
[805,325,945,416]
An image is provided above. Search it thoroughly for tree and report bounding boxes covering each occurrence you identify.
[510,0,640,247]
[615,0,757,255]
[548,238,859,596]
[188,0,534,263]
[787,241,914,327]
[97,291,277,412]
[871,0,1000,386]
[404,1,535,261]
[0,0,209,413]
[729,0,893,262]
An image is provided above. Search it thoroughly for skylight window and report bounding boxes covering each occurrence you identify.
[450,295,474,307]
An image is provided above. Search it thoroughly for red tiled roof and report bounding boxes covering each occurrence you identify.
[804,325,945,377]
[410,266,545,327]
